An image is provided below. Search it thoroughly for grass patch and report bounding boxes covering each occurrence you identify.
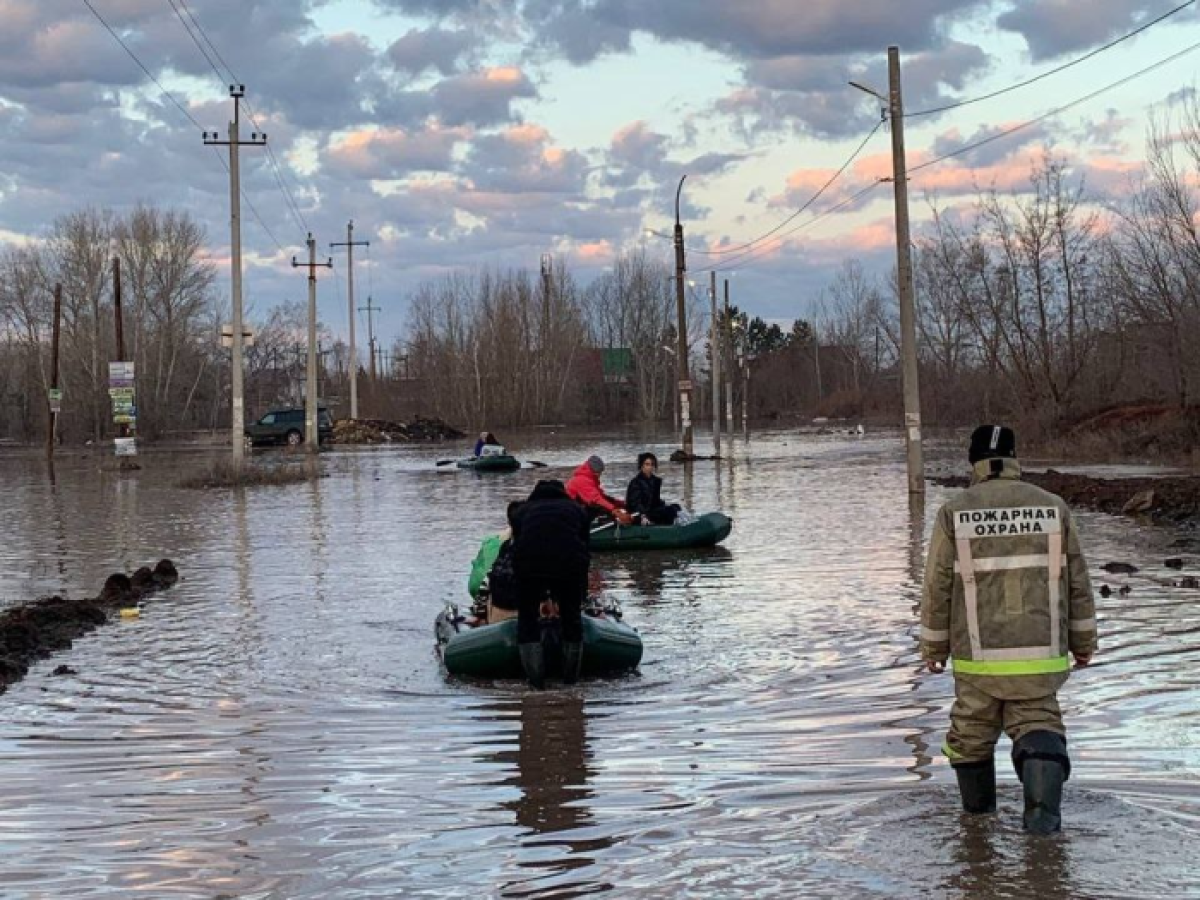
[178,457,323,489]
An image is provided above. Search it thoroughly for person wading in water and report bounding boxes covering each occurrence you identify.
[921,425,1098,834]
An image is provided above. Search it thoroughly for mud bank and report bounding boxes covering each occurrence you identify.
[931,470,1200,525]
[0,559,179,695]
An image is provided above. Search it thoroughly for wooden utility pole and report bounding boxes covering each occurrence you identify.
[723,278,734,431]
[46,283,62,458]
[672,176,694,457]
[292,233,332,452]
[204,85,266,465]
[112,256,129,441]
[888,46,925,494]
[330,221,369,420]
[709,269,720,455]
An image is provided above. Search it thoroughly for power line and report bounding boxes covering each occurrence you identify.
[161,0,311,237]
[688,118,885,256]
[84,0,286,254]
[910,36,1200,175]
[699,180,888,273]
[81,0,204,131]
[907,0,1196,118]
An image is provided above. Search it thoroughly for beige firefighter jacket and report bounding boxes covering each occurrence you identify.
[921,458,1098,700]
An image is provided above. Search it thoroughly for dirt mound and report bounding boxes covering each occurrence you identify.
[1039,405,1200,462]
[331,416,464,444]
[0,559,180,696]
[931,470,1200,525]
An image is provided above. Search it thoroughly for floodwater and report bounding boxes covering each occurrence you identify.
[0,430,1197,899]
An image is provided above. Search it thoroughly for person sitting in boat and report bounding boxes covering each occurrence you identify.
[566,456,633,525]
[512,479,592,687]
[473,431,504,457]
[625,452,682,525]
[467,501,523,623]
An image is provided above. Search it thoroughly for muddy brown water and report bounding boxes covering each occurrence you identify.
[0,431,1197,899]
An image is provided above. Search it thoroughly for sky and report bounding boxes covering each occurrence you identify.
[1,0,1199,351]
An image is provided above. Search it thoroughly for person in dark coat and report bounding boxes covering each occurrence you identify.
[511,479,592,687]
[625,452,681,525]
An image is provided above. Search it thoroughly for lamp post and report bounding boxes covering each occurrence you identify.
[672,176,694,458]
[850,46,924,494]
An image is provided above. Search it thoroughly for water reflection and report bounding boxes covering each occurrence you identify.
[496,692,614,898]
[617,547,734,600]
[941,819,1077,900]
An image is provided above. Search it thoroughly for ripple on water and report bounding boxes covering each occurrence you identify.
[0,434,1196,897]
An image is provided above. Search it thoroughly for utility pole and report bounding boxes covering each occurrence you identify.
[709,269,720,455]
[112,256,128,442]
[204,85,266,465]
[723,278,734,431]
[888,47,924,494]
[292,233,332,452]
[359,295,382,384]
[46,283,62,458]
[330,221,369,420]
[853,54,923,492]
[673,175,694,457]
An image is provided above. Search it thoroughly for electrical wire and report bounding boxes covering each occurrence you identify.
[82,0,204,131]
[162,0,311,237]
[907,0,1196,118]
[698,180,888,274]
[84,0,287,254]
[687,119,885,256]
[910,36,1200,175]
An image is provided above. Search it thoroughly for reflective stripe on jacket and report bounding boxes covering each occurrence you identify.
[920,458,1098,700]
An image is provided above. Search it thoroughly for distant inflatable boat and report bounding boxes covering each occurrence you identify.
[454,454,522,472]
[589,512,733,552]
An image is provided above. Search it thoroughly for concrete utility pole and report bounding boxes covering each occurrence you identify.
[709,269,720,455]
[672,175,694,457]
[359,295,381,383]
[204,85,266,465]
[46,283,62,458]
[330,221,369,420]
[292,233,332,452]
[723,278,734,431]
[888,47,925,494]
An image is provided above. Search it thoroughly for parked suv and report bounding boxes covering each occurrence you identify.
[245,407,334,448]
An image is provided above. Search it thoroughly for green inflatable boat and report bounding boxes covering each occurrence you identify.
[436,607,642,679]
[454,454,522,472]
[590,511,733,552]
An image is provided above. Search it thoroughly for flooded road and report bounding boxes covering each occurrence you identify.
[0,431,1197,898]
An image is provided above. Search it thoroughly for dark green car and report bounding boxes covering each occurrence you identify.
[245,407,333,449]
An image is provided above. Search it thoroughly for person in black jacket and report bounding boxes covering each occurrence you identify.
[625,452,681,525]
[511,479,592,687]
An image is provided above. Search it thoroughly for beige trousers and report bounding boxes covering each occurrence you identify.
[944,679,1064,764]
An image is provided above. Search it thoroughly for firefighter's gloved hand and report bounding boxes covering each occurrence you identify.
[1072,652,1093,668]
[925,660,946,674]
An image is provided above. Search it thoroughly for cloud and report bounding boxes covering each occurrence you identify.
[386,27,474,76]
[461,123,590,193]
[996,0,1188,61]
[429,66,537,127]
[326,124,469,178]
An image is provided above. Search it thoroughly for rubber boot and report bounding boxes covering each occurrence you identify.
[1013,731,1069,834]
[518,642,545,690]
[953,758,997,814]
[561,642,583,685]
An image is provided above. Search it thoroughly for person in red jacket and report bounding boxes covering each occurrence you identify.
[566,456,633,524]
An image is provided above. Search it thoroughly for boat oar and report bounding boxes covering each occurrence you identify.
[526,460,548,468]
[590,522,617,534]
[435,459,459,466]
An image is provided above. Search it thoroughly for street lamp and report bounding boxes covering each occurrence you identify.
[672,175,693,458]
[849,50,924,495]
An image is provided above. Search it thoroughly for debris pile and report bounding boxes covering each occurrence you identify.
[332,416,465,444]
[0,559,179,695]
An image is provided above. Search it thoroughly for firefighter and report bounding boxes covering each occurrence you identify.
[921,425,1098,833]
